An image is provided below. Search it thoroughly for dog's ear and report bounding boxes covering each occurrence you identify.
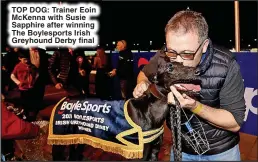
[156,85,169,97]
[132,84,166,105]
[145,84,166,100]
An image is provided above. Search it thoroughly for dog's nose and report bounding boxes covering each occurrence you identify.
[153,75,158,84]
[167,63,173,73]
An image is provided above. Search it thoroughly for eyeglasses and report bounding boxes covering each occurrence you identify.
[165,40,206,60]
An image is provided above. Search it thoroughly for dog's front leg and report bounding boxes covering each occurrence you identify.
[133,143,151,161]
[148,135,164,161]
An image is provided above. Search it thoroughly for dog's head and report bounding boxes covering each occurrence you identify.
[128,62,202,130]
[157,62,202,98]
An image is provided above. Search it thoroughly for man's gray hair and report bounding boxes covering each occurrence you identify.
[165,10,209,42]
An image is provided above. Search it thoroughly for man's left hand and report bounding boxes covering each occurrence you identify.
[168,86,197,110]
[79,69,86,76]
[109,69,116,77]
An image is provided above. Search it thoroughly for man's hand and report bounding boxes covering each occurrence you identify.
[79,69,86,76]
[55,83,63,90]
[168,86,197,110]
[133,81,150,98]
[168,86,241,132]
[109,69,116,77]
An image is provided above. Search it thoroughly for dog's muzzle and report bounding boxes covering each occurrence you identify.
[161,62,202,98]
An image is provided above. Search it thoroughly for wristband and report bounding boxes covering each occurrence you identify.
[191,102,203,114]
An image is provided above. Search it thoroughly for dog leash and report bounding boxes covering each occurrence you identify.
[169,96,182,161]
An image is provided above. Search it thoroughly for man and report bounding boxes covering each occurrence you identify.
[109,40,134,99]
[133,10,246,161]
[48,48,79,160]
[48,48,79,96]
[27,47,48,120]
[94,47,113,99]
[73,48,92,96]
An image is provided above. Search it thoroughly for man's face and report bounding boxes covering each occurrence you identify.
[5,47,10,52]
[77,56,83,64]
[116,41,125,52]
[68,48,73,53]
[96,48,104,56]
[165,30,209,67]
[14,48,19,52]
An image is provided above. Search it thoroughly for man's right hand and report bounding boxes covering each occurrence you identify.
[133,81,150,98]
[55,83,63,89]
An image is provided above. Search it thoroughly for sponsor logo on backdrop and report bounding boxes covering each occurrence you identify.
[138,58,149,67]
[244,87,258,121]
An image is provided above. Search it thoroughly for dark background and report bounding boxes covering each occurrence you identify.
[1,1,257,51]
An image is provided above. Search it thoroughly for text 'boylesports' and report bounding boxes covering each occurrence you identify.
[60,101,111,114]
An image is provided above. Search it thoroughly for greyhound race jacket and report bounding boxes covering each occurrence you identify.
[48,96,164,159]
